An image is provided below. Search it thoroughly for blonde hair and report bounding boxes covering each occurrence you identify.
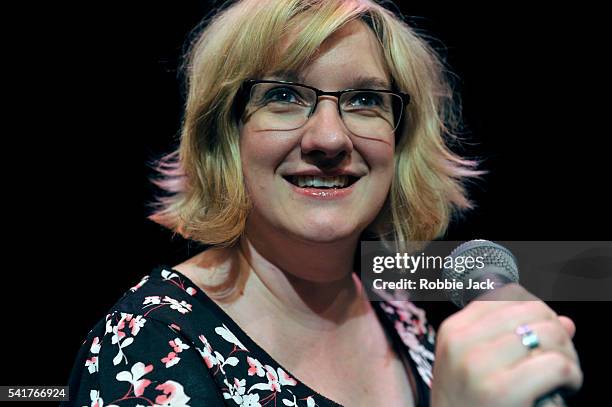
[148,0,483,247]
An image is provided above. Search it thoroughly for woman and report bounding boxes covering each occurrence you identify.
[66,0,582,406]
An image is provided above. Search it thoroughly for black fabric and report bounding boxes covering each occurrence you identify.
[64,266,435,406]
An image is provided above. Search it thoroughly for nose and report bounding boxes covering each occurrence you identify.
[300,97,353,168]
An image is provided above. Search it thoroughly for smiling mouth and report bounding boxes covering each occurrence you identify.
[283,175,360,189]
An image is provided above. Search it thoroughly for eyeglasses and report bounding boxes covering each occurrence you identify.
[238,80,410,139]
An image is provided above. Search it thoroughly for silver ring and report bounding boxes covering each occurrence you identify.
[516,324,540,351]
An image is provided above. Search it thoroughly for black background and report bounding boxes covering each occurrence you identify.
[3,1,609,405]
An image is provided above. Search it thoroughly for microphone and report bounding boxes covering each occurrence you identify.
[442,240,566,407]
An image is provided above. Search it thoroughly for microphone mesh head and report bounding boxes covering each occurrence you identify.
[443,240,519,307]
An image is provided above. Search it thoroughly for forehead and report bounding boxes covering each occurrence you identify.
[268,19,391,90]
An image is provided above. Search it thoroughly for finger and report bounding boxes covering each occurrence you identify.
[454,283,540,325]
[447,300,557,351]
[463,319,580,378]
[494,351,583,406]
[557,316,576,339]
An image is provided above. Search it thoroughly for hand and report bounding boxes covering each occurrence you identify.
[430,284,583,407]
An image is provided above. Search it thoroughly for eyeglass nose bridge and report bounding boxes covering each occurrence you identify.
[304,90,347,124]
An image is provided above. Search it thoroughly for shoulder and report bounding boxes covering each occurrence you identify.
[65,267,230,405]
[66,309,225,406]
[173,246,237,291]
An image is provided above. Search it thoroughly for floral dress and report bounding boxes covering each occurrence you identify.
[65,266,436,406]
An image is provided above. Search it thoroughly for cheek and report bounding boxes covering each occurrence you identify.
[239,128,294,192]
[358,139,395,176]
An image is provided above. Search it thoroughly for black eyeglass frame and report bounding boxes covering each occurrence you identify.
[236,79,411,134]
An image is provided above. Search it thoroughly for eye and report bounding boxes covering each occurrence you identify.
[263,87,303,104]
[346,92,384,108]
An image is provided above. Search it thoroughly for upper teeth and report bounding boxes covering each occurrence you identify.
[292,175,350,188]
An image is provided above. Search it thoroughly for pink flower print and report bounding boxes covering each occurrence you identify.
[85,356,98,374]
[90,337,101,354]
[89,389,104,407]
[169,323,181,331]
[277,367,297,387]
[163,296,192,314]
[196,334,218,368]
[215,323,247,351]
[114,315,128,341]
[154,380,191,407]
[186,286,197,296]
[247,356,265,377]
[130,275,149,292]
[143,296,161,306]
[161,352,180,368]
[127,315,146,336]
[115,361,153,397]
[161,338,190,368]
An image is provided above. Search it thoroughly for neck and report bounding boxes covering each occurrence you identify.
[240,222,368,328]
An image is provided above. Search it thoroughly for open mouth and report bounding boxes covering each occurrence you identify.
[283,175,360,189]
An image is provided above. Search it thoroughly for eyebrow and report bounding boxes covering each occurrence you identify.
[266,70,392,90]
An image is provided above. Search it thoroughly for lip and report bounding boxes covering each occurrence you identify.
[282,176,359,199]
[283,170,362,177]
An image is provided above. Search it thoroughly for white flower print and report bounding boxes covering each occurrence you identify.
[144,296,161,306]
[214,350,239,375]
[223,378,262,407]
[248,365,297,393]
[115,361,153,397]
[196,334,218,368]
[88,389,119,407]
[85,337,101,374]
[90,337,101,354]
[89,389,102,407]
[409,348,434,387]
[170,338,190,353]
[186,286,197,296]
[239,394,261,407]
[85,356,98,374]
[164,296,192,314]
[110,313,135,366]
[128,315,147,336]
[104,316,113,335]
[282,390,316,407]
[154,380,191,407]
[161,269,179,280]
[215,323,248,351]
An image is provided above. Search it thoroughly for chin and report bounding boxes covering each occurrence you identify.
[289,220,363,244]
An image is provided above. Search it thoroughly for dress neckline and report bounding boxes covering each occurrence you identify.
[152,265,423,406]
